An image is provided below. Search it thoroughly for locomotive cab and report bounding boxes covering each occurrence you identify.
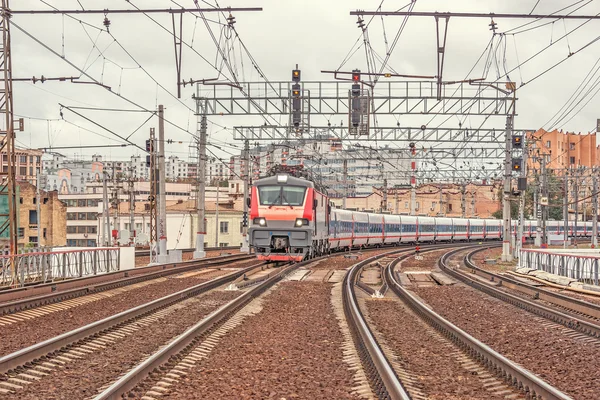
[249,174,328,262]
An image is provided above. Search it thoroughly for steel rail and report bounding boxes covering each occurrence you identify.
[344,244,464,400]
[134,245,242,257]
[442,247,600,338]
[92,257,315,399]
[0,262,263,374]
[0,253,253,309]
[465,247,600,319]
[385,250,573,400]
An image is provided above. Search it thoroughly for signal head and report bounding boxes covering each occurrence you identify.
[351,69,361,82]
[292,69,301,83]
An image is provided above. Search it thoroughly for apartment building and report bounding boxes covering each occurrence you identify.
[527,129,600,171]
[1,148,43,186]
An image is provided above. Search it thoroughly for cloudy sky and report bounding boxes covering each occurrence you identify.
[10,0,600,174]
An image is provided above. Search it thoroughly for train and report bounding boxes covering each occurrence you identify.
[248,174,599,262]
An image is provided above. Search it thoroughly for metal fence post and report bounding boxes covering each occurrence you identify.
[595,258,598,286]
[93,250,98,275]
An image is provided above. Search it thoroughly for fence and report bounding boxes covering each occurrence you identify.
[519,249,600,286]
[0,247,121,287]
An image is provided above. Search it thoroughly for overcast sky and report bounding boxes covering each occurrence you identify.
[10,0,600,170]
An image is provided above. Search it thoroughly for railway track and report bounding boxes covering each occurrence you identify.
[134,245,240,257]
[0,261,273,397]
[0,253,253,316]
[440,246,600,340]
[465,247,600,321]
[371,245,572,400]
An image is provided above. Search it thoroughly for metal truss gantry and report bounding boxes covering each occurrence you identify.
[199,80,516,117]
[233,125,530,145]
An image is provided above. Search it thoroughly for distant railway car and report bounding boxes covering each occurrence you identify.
[401,215,418,243]
[469,219,485,241]
[453,218,469,241]
[353,211,370,248]
[383,214,401,245]
[435,217,454,242]
[330,208,352,251]
[367,213,384,246]
[248,174,328,261]
[417,216,436,243]
[484,219,502,239]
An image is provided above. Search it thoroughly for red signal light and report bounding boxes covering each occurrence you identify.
[352,69,361,82]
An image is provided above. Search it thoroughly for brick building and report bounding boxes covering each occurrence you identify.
[527,129,600,171]
[0,148,43,186]
[331,182,502,218]
[17,182,67,248]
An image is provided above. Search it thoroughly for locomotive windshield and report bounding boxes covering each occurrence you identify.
[258,185,306,206]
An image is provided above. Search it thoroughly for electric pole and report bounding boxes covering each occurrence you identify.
[240,139,250,253]
[574,167,579,247]
[516,144,527,258]
[215,177,219,248]
[541,156,548,247]
[382,177,388,212]
[36,170,41,248]
[193,98,207,259]
[129,176,135,247]
[157,105,168,262]
[342,157,348,209]
[593,167,598,248]
[410,142,416,216]
[102,171,110,246]
[149,128,158,264]
[501,114,513,261]
[563,170,568,249]
[461,183,466,218]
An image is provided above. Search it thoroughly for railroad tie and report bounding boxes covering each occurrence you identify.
[331,283,376,400]
[142,286,274,399]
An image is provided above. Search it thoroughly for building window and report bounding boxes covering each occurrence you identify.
[29,236,38,244]
[67,239,77,247]
[545,140,551,148]
[219,242,229,247]
[240,222,244,233]
[29,210,38,225]
[448,203,453,211]
[67,213,77,220]
[19,166,27,176]
[404,201,408,209]
[18,227,24,238]
[19,155,27,163]
[29,166,33,176]
[77,226,87,233]
[570,156,575,165]
[432,202,436,209]
[43,228,47,239]
[89,226,97,234]
[220,221,229,234]
[67,226,77,234]
[415,202,419,210]
[570,142,575,150]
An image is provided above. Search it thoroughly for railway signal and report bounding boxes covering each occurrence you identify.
[512,135,523,148]
[292,83,301,127]
[292,69,301,83]
[512,157,522,171]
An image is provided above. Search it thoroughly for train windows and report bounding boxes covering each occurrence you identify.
[257,186,307,206]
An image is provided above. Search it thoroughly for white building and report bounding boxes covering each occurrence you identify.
[228,137,412,197]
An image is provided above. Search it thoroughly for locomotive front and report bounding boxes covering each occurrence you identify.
[248,174,316,262]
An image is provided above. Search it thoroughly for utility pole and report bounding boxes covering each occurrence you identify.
[439,184,444,216]
[534,174,541,247]
[593,167,598,248]
[395,188,399,214]
[501,113,513,261]
[157,105,168,262]
[240,139,250,253]
[410,143,416,216]
[102,171,110,246]
[129,177,135,246]
[541,156,548,247]
[461,183,466,218]
[516,145,527,258]
[193,98,207,259]
[36,170,41,248]
[574,167,579,247]
[382,178,388,212]
[112,166,119,240]
[215,177,219,248]
[342,157,348,209]
[563,170,568,249]
[149,128,158,264]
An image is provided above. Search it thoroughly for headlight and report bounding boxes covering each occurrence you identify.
[295,218,309,227]
[253,217,266,226]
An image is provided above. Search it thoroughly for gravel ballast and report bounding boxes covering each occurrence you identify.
[164,282,361,399]
[416,284,600,399]
[11,290,241,400]
[0,260,257,356]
